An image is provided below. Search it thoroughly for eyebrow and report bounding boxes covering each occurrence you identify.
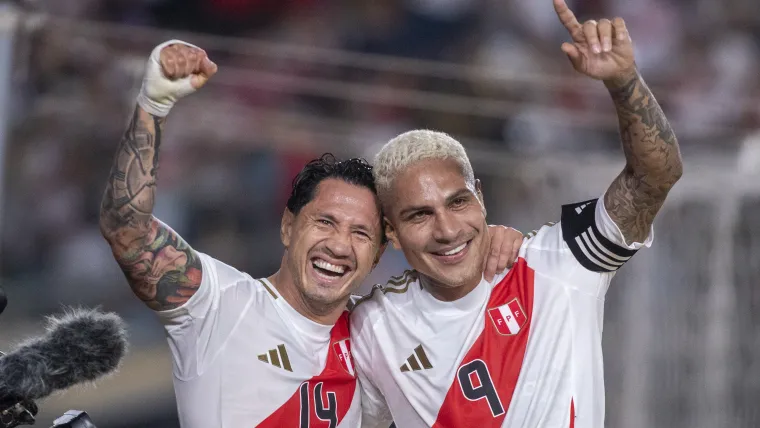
[319,212,375,234]
[319,213,339,224]
[446,188,473,205]
[352,223,373,234]
[398,187,472,218]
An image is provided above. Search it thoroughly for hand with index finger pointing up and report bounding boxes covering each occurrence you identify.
[552,0,635,82]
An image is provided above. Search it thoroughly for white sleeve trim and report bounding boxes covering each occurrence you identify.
[596,195,654,250]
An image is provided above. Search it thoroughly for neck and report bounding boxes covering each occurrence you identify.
[268,255,347,326]
[420,273,482,302]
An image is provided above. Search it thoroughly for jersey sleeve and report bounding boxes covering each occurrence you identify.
[560,197,653,273]
[155,252,251,380]
[358,369,394,428]
[351,309,394,428]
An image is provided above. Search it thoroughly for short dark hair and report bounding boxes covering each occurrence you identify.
[287,153,378,216]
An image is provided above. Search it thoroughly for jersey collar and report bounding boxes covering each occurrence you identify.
[259,278,333,341]
[414,275,490,316]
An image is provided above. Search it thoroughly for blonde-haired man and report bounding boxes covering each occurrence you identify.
[350,1,683,427]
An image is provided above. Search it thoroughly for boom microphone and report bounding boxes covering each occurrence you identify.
[0,308,128,409]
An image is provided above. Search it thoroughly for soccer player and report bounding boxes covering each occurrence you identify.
[350,1,684,427]
[98,41,523,427]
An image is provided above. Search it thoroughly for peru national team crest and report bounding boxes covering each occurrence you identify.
[333,339,355,377]
[488,298,528,336]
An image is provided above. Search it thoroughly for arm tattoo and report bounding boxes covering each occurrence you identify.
[603,70,683,244]
[100,106,202,311]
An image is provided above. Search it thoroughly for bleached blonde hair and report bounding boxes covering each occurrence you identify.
[373,130,475,200]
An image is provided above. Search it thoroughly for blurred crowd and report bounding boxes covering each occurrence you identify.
[2,0,759,314]
[4,0,760,309]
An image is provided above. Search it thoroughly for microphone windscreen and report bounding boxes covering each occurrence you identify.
[0,308,128,405]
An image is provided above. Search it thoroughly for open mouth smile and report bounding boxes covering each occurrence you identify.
[430,240,471,264]
[309,257,351,283]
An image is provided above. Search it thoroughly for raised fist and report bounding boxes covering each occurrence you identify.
[136,40,218,117]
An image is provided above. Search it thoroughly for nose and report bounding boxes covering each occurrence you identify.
[324,228,352,258]
[432,211,462,243]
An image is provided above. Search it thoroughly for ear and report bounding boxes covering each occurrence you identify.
[281,208,295,248]
[373,242,388,269]
[475,178,487,217]
[384,217,402,250]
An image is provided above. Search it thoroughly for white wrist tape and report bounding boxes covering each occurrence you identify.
[136,40,199,117]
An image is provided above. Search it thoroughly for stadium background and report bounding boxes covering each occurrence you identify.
[0,0,759,426]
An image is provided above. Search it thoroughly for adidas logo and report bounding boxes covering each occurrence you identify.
[258,344,293,372]
[575,203,589,214]
[400,345,433,372]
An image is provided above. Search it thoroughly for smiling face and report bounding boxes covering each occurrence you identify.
[281,178,383,314]
[383,158,489,298]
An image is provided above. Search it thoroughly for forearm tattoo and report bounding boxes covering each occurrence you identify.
[603,71,683,244]
[100,106,202,311]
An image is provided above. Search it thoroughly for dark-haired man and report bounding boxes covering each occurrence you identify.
[99,41,523,427]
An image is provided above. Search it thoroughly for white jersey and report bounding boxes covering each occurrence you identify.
[157,253,361,428]
[350,197,652,428]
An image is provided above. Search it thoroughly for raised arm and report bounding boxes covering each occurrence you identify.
[99,41,217,311]
[553,0,683,243]
[602,70,682,243]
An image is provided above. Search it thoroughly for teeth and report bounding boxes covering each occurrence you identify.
[313,259,346,274]
[443,242,467,256]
